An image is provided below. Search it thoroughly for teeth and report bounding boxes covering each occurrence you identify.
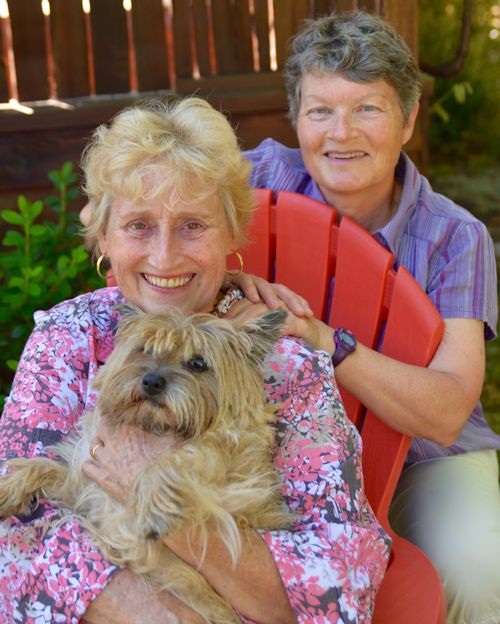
[144,274,191,288]
[327,151,365,159]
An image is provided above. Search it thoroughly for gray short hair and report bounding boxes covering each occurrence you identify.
[284,11,421,126]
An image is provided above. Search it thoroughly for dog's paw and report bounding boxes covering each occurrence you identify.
[131,488,184,540]
[132,466,186,540]
[141,510,182,541]
[0,481,38,517]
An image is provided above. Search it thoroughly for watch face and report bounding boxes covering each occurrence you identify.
[339,329,356,349]
[332,328,357,367]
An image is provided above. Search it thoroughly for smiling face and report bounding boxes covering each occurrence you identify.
[296,72,418,226]
[98,192,235,315]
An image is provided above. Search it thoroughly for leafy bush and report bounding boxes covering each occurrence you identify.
[0,162,101,410]
[419,0,500,166]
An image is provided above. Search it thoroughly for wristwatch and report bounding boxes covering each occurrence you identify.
[332,328,357,367]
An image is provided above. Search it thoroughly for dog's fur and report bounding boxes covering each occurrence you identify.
[0,305,290,623]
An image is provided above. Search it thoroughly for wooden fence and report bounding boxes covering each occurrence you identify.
[0,0,427,207]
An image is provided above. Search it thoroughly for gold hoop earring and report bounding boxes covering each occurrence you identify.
[225,251,244,276]
[96,255,107,280]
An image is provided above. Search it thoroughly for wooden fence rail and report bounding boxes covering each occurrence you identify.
[0,0,426,206]
[0,0,392,103]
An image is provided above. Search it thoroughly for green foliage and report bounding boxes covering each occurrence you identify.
[419,0,500,166]
[429,81,473,123]
[0,162,101,410]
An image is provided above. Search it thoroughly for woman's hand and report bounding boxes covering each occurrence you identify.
[83,422,182,504]
[229,272,313,318]
[226,298,334,356]
[285,313,334,356]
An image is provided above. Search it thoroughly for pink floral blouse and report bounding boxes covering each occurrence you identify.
[0,287,390,623]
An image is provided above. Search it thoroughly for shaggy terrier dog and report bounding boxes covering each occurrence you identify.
[0,305,290,623]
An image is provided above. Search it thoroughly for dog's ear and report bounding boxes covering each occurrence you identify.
[245,309,287,362]
[114,303,144,340]
[114,302,142,318]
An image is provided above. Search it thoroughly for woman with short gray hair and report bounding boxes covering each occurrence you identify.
[284,11,421,125]
[242,11,500,624]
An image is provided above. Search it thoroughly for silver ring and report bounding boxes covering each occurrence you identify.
[90,443,103,461]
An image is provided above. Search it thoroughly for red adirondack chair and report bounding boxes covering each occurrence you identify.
[229,189,448,624]
[108,188,447,622]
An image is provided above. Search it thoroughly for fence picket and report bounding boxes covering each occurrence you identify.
[211,0,253,74]
[192,0,214,77]
[51,0,89,98]
[89,1,129,95]
[8,0,48,101]
[132,0,170,91]
[172,0,193,79]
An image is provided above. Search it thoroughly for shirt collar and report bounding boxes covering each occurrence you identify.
[308,178,329,203]
[372,152,421,258]
[309,152,421,259]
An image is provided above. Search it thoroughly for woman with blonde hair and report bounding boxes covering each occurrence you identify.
[0,96,389,624]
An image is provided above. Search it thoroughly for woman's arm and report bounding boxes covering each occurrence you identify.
[83,568,204,624]
[287,315,485,446]
[332,318,485,445]
[226,277,486,446]
[83,423,296,624]
[162,528,296,624]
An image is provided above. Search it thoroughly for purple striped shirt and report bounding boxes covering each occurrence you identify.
[245,138,500,463]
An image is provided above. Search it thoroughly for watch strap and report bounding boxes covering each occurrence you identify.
[332,328,357,367]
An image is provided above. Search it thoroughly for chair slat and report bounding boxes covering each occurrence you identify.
[329,216,394,427]
[274,191,336,320]
[233,188,274,281]
[361,265,444,523]
[361,267,446,624]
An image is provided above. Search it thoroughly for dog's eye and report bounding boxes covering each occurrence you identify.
[184,355,209,373]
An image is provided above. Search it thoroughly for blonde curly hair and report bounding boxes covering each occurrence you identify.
[81,96,254,257]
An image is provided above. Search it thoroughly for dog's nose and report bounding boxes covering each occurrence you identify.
[142,372,166,396]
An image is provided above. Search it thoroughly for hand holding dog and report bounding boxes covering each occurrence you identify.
[83,422,296,624]
[83,422,182,504]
